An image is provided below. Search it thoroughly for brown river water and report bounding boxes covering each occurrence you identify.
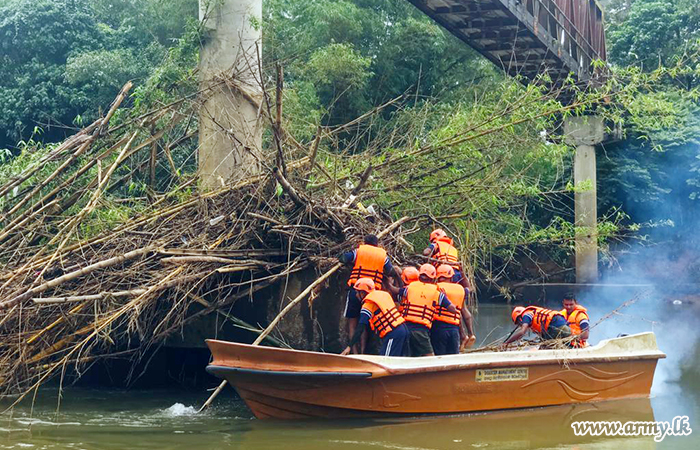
[1,302,698,450]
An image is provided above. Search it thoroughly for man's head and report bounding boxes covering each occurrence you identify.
[562,292,577,315]
[402,266,419,285]
[364,234,379,246]
[511,306,525,324]
[418,264,437,283]
[353,277,375,301]
[429,229,448,243]
[436,264,454,283]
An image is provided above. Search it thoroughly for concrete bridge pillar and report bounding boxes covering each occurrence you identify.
[198,0,263,189]
[565,116,605,284]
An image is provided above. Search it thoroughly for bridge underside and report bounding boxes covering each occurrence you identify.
[407,0,606,84]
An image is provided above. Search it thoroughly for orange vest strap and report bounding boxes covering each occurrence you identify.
[400,282,439,328]
[366,291,405,338]
[524,306,559,334]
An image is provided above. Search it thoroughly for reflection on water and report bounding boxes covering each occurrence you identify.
[1,303,698,450]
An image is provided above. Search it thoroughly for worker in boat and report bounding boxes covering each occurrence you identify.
[340,278,409,357]
[397,264,460,357]
[561,292,590,347]
[422,229,469,289]
[339,234,403,354]
[504,306,571,347]
[432,264,476,354]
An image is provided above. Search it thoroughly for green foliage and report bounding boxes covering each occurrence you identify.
[0,0,102,147]
[592,62,700,235]
[65,48,156,110]
[607,0,700,69]
[305,43,373,123]
[0,0,198,150]
[264,0,498,129]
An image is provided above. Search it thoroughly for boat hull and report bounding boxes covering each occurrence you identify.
[206,333,665,419]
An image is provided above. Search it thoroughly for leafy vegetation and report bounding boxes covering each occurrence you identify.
[600,0,700,241]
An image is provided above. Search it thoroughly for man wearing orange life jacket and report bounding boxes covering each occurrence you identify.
[397,264,459,357]
[339,234,402,354]
[422,229,469,289]
[561,293,590,348]
[431,264,476,355]
[504,305,572,346]
[340,278,409,357]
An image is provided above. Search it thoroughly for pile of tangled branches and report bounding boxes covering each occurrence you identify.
[0,74,420,401]
[0,53,621,401]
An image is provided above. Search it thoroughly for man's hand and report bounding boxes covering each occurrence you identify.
[340,346,352,356]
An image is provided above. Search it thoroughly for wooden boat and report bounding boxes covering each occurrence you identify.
[205,332,665,419]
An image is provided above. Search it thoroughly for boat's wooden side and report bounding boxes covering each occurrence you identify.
[205,332,665,419]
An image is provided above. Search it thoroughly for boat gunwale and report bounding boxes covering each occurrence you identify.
[205,365,373,378]
[206,353,663,379]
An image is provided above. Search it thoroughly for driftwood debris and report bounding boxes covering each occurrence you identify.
[0,73,421,402]
[197,215,410,412]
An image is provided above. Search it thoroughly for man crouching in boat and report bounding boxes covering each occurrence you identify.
[561,293,590,348]
[432,264,476,354]
[504,306,572,347]
[398,264,460,357]
[341,278,409,357]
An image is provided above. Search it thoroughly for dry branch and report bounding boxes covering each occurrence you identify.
[0,247,155,310]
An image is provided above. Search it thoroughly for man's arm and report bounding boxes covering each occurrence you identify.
[384,278,401,296]
[422,243,435,257]
[461,307,475,337]
[384,257,404,288]
[393,266,404,287]
[439,294,459,315]
[503,324,530,345]
[579,319,590,341]
[338,250,356,265]
[341,322,368,355]
[341,310,371,355]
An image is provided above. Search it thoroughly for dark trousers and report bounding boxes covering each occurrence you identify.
[542,324,572,341]
[430,321,460,355]
[379,324,409,356]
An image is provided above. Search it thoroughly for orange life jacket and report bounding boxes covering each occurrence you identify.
[433,240,460,269]
[561,306,589,347]
[364,290,405,338]
[400,281,439,328]
[434,282,465,325]
[522,306,562,335]
[348,244,387,289]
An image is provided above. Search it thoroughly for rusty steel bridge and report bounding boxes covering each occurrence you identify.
[407,0,607,83]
